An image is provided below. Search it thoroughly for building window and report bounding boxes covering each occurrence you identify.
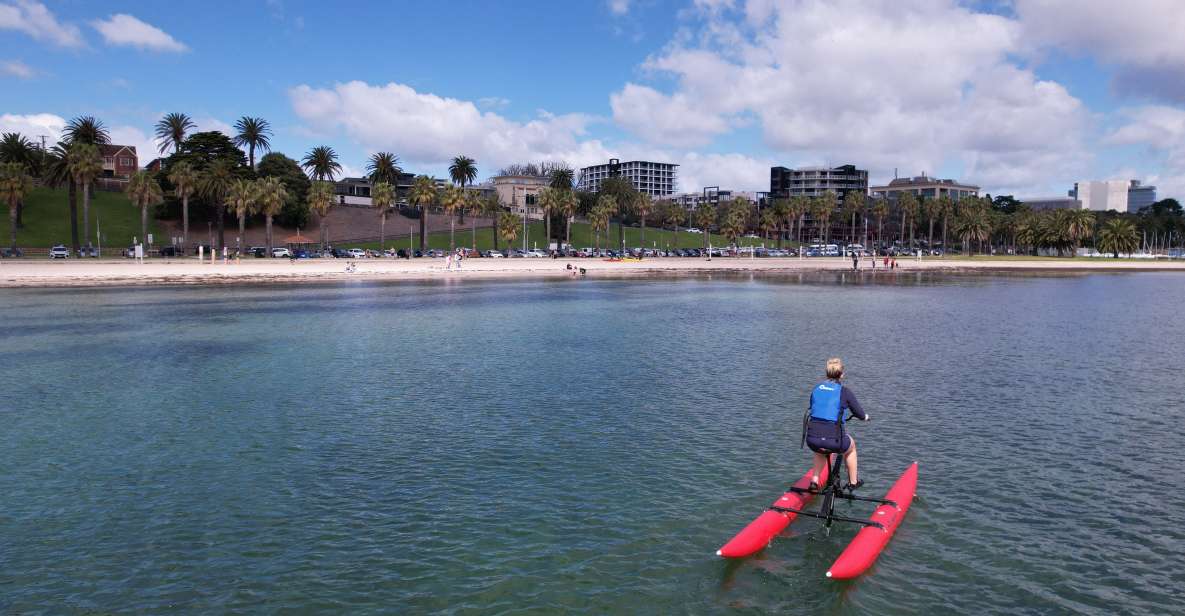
[104,157,114,165]
[120,157,133,166]
[525,194,537,205]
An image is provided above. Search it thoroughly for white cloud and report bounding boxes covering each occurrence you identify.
[1016,0,1185,102]
[91,14,187,52]
[477,96,510,110]
[290,80,609,175]
[609,0,1092,194]
[608,0,631,16]
[1,59,34,78]
[193,116,232,136]
[0,112,65,142]
[1106,106,1185,198]
[0,0,83,47]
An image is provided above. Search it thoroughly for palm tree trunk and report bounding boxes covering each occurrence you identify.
[16,199,23,228]
[249,145,255,170]
[449,216,455,252]
[471,211,476,250]
[9,203,17,250]
[493,213,500,251]
[381,215,386,250]
[941,215,948,257]
[419,207,427,252]
[217,202,226,249]
[566,217,572,249]
[141,205,148,250]
[82,183,91,247]
[618,217,625,252]
[68,181,80,254]
[238,213,245,254]
[899,209,906,246]
[545,211,552,255]
[182,195,189,248]
[266,215,273,256]
[928,218,934,250]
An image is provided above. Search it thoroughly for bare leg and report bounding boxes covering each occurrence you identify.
[811,451,828,485]
[843,436,858,484]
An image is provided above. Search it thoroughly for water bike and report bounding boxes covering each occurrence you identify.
[716,414,917,579]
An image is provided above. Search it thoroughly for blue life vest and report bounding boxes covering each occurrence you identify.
[809,382,844,423]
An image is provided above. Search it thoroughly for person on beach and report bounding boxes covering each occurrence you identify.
[804,358,870,492]
[851,251,859,271]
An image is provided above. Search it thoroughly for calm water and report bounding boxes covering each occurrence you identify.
[2,273,1184,615]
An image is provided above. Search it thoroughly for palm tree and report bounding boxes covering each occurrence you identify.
[591,195,615,253]
[307,181,336,250]
[255,176,288,256]
[198,160,235,249]
[810,194,833,245]
[1098,218,1139,257]
[66,142,102,249]
[956,204,992,255]
[897,191,919,250]
[936,195,953,255]
[227,178,258,254]
[155,113,195,155]
[770,198,790,249]
[372,181,395,250]
[872,198,889,253]
[498,210,520,249]
[549,167,574,191]
[635,192,653,246]
[0,162,33,250]
[694,202,715,250]
[759,209,778,243]
[1064,209,1096,255]
[842,191,865,248]
[367,152,402,185]
[449,155,477,225]
[439,185,465,252]
[665,203,686,249]
[168,162,197,249]
[301,146,342,181]
[538,187,561,255]
[790,195,809,246]
[474,194,503,251]
[408,175,437,252]
[0,133,39,226]
[62,116,109,254]
[233,117,272,168]
[558,189,577,251]
[721,198,748,252]
[126,171,164,248]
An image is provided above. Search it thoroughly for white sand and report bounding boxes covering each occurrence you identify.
[1,256,1183,287]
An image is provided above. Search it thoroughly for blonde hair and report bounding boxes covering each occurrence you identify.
[825,357,844,380]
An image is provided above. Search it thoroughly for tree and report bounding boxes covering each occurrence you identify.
[227,178,258,253]
[721,198,748,251]
[302,146,342,181]
[1098,218,1139,258]
[255,176,288,256]
[449,155,477,225]
[597,176,637,251]
[549,167,574,191]
[811,194,834,245]
[538,187,562,254]
[665,202,686,249]
[936,195,953,255]
[408,175,437,252]
[770,198,791,249]
[590,195,615,252]
[307,181,336,249]
[155,113,195,155]
[635,192,653,246]
[759,209,778,243]
[0,162,33,250]
[498,210,520,249]
[167,131,248,171]
[439,185,465,252]
[872,198,889,253]
[168,162,197,247]
[233,117,272,168]
[62,116,110,254]
[198,160,236,249]
[366,181,396,251]
[789,195,809,246]
[367,152,402,185]
[558,189,577,250]
[0,132,39,226]
[955,202,992,255]
[897,191,919,249]
[257,153,310,229]
[1064,208,1095,254]
[694,202,715,250]
[842,191,865,248]
[126,171,164,248]
[66,142,102,249]
[923,195,943,250]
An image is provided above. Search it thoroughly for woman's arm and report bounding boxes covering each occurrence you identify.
[843,388,868,421]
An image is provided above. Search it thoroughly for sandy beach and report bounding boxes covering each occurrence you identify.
[2,256,1184,287]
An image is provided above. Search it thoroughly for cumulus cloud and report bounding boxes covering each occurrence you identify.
[91,14,187,52]
[1106,106,1185,198]
[0,0,83,47]
[609,0,1092,194]
[0,112,65,142]
[1016,0,1185,102]
[608,0,631,15]
[1,59,34,78]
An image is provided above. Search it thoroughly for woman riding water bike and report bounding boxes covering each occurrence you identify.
[804,358,870,492]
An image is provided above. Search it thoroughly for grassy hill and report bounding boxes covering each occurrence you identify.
[353,221,779,252]
[1,187,169,249]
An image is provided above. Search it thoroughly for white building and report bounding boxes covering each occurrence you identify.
[578,159,678,197]
[493,174,549,220]
[1072,180,1136,213]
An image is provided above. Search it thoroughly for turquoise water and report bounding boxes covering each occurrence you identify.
[2,273,1184,614]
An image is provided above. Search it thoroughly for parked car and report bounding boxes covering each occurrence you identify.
[346,248,366,259]
[687,227,703,234]
[251,247,267,258]
[77,246,99,258]
[272,247,291,258]
[1,247,22,258]
[413,250,424,258]
[526,249,547,258]
[158,246,180,257]
[49,245,70,259]
[483,249,504,258]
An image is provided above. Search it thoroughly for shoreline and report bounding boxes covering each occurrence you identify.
[2,257,1185,288]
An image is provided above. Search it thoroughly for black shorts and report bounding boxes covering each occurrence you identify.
[806,419,850,454]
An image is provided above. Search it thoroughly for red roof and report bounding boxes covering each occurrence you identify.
[99,144,137,158]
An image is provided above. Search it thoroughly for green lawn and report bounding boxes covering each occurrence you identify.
[1,186,169,249]
[348,221,781,252]
[935,254,1166,262]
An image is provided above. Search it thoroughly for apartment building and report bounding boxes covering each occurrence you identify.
[578,159,678,197]
[870,175,979,201]
[770,164,868,203]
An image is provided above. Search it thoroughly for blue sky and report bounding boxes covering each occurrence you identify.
[3,0,1185,198]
